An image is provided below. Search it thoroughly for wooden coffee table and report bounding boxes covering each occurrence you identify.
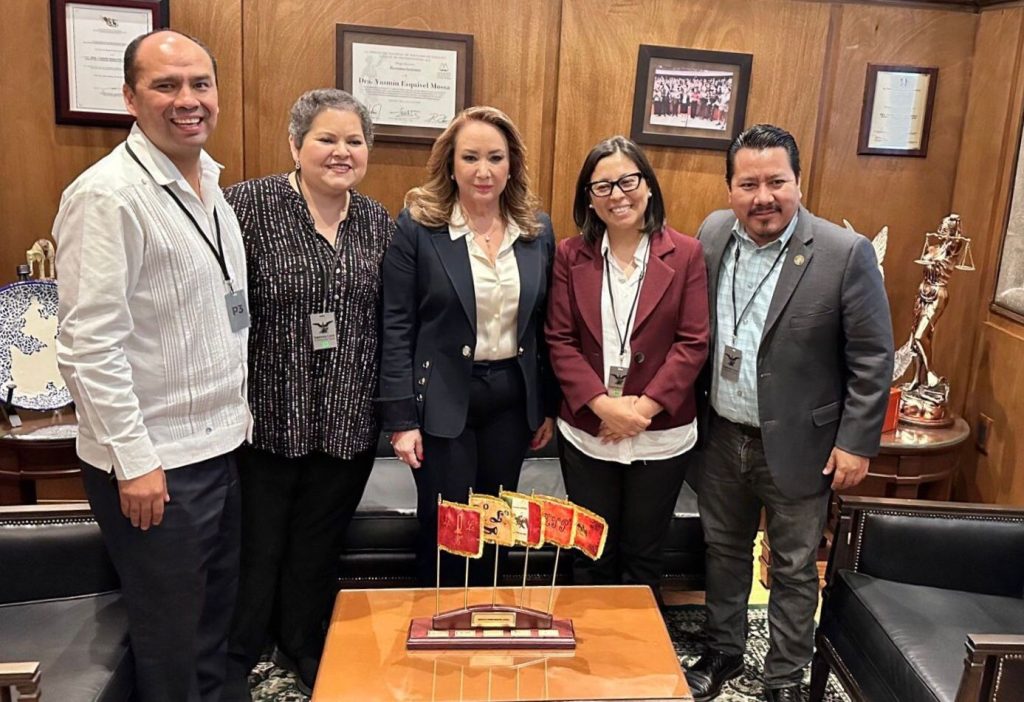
[313,584,692,701]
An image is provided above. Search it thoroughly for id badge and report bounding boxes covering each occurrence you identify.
[721,344,742,381]
[309,312,338,351]
[607,364,629,398]
[224,288,250,332]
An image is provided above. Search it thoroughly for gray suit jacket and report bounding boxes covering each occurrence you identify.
[697,205,894,498]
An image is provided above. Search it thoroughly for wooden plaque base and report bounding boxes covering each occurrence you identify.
[407,606,575,650]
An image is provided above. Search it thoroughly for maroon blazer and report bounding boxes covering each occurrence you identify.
[545,226,709,436]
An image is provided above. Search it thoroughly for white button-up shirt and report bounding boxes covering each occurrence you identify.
[54,125,251,480]
[558,232,696,464]
[449,204,521,361]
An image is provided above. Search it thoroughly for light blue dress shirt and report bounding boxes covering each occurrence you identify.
[711,214,799,427]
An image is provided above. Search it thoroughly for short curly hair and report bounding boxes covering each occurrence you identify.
[288,88,374,149]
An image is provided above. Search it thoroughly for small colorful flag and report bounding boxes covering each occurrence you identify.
[469,493,517,546]
[573,505,609,560]
[537,496,577,549]
[500,490,543,547]
[437,500,485,558]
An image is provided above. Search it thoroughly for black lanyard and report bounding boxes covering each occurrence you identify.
[124,143,232,287]
[604,239,650,359]
[730,237,789,339]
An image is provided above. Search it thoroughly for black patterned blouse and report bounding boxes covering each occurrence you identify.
[224,174,396,460]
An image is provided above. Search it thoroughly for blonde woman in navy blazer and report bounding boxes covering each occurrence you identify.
[378,106,557,585]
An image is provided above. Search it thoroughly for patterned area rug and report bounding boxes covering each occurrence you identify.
[250,605,852,701]
[667,605,851,702]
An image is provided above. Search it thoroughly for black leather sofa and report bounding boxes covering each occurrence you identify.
[339,433,706,588]
[0,503,133,702]
[811,495,1024,702]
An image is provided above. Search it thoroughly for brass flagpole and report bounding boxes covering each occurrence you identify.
[491,484,504,607]
[465,488,473,610]
[522,489,538,608]
[547,546,561,614]
[519,544,530,608]
[435,493,442,615]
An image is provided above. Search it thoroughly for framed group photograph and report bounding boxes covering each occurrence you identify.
[336,24,473,145]
[630,45,752,151]
[858,64,938,157]
[50,0,169,127]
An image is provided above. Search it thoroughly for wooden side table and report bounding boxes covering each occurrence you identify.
[0,410,83,505]
[759,416,970,588]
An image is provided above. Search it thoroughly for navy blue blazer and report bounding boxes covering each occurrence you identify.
[377,208,557,438]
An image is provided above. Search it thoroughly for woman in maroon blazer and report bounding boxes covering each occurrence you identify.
[545,136,709,594]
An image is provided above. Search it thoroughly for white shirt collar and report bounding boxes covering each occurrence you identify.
[730,211,799,250]
[600,230,650,264]
[126,124,223,195]
[448,202,522,244]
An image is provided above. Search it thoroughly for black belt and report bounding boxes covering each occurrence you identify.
[471,357,518,375]
[712,410,762,439]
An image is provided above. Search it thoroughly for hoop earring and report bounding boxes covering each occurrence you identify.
[294,161,301,171]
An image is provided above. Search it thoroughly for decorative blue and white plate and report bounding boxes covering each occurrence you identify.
[0,280,72,411]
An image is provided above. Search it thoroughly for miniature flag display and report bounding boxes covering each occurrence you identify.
[573,505,609,560]
[437,500,485,558]
[469,493,516,546]
[500,490,543,548]
[537,496,577,549]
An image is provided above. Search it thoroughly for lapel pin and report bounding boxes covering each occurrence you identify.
[794,254,806,266]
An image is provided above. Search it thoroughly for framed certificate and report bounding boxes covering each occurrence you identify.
[858,64,938,157]
[50,0,169,127]
[336,24,473,145]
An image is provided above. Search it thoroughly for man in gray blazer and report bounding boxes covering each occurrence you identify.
[686,124,893,702]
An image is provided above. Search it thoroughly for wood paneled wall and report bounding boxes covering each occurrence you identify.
[551,0,830,239]
[240,0,562,217]
[953,7,1024,505]
[809,3,975,395]
[0,0,244,282]
[4,0,1023,503]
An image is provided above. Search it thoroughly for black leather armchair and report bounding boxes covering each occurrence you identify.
[811,495,1024,702]
[0,504,132,702]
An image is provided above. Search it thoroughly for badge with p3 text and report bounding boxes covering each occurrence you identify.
[225,289,250,332]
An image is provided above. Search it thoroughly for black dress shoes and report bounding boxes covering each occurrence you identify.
[271,646,317,696]
[685,649,745,701]
[765,684,802,702]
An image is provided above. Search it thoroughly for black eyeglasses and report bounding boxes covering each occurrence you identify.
[585,172,644,198]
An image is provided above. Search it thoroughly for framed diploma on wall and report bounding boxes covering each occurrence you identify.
[858,64,938,157]
[50,0,169,127]
[336,24,473,145]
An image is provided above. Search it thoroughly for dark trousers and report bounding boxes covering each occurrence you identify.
[414,360,531,586]
[698,415,830,687]
[81,453,241,702]
[558,430,689,592]
[226,446,375,682]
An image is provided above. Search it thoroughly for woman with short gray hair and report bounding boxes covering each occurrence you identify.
[223,87,395,696]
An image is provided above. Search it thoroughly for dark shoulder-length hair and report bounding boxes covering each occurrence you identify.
[572,135,666,245]
[405,105,542,238]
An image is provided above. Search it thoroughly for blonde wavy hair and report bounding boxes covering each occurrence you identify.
[405,106,542,238]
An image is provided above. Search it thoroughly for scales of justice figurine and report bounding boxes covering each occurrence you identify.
[406,490,607,651]
[894,214,974,427]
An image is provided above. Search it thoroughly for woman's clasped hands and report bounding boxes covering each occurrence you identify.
[590,394,660,444]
